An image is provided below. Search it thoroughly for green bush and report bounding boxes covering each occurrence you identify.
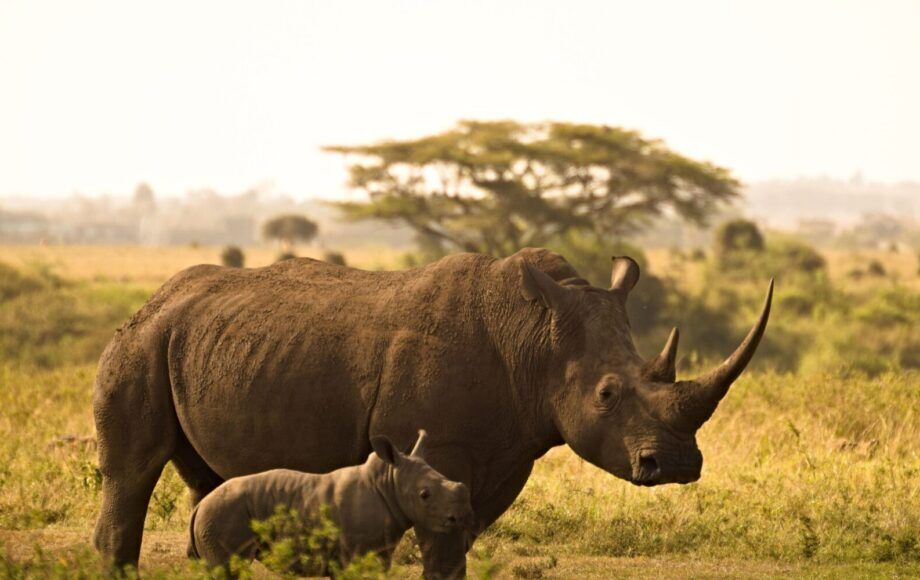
[0,265,149,368]
[0,261,61,302]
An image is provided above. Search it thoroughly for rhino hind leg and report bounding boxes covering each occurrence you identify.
[172,433,224,559]
[92,341,179,568]
[172,433,224,506]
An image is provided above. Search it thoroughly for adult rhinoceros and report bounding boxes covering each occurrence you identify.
[93,248,771,578]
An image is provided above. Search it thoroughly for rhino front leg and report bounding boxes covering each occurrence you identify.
[94,466,167,568]
[471,461,534,533]
[92,345,178,569]
[416,461,535,579]
[415,527,470,580]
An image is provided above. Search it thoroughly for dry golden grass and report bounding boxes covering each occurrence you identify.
[0,244,918,578]
[0,244,407,285]
[646,247,919,289]
[1,244,915,290]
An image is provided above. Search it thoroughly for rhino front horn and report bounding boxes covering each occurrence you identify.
[684,279,773,428]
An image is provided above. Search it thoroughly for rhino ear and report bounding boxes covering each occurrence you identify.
[610,256,640,297]
[520,261,573,311]
[371,436,399,466]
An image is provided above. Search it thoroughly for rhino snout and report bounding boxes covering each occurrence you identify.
[632,447,702,486]
[443,510,475,530]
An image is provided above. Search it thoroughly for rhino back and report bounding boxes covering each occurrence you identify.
[141,255,503,479]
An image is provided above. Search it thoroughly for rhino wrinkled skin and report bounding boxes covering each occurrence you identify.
[188,431,472,574]
[92,247,771,578]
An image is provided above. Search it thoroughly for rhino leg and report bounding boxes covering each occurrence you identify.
[415,527,469,580]
[471,461,534,533]
[92,339,178,568]
[172,433,224,559]
[172,433,224,506]
[415,460,534,579]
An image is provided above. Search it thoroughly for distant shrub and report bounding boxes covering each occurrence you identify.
[323,251,347,266]
[276,251,297,263]
[0,261,61,302]
[220,245,245,268]
[853,286,919,328]
[0,271,149,367]
[867,259,886,277]
[899,336,920,369]
[779,288,820,316]
[714,219,765,257]
[689,248,706,261]
[715,234,826,280]
[766,238,827,274]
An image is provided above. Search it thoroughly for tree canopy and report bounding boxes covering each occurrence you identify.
[325,120,739,257]
[261,214,318,249]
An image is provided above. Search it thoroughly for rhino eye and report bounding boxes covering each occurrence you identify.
[419,488,430,500]
[595,378,621,410]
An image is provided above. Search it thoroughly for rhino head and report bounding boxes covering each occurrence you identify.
[521,256,772,486]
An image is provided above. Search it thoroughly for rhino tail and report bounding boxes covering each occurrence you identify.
[187,502,201,559]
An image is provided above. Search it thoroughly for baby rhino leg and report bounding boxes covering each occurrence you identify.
[191,500,259,574]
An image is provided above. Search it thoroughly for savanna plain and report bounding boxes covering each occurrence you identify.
[0,244,918,579]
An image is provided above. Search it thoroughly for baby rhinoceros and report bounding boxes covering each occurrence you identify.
[188,430,473,574]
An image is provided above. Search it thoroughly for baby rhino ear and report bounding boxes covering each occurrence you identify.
[371,436,400,466]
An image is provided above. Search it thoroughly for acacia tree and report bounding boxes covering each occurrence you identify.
[262,214,318,252]
[325,120,739,257]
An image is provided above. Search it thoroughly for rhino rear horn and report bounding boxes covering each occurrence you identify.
[610,256,640,298]
[683,279,773,428]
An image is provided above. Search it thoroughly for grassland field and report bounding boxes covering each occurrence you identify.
[0,244,918,579]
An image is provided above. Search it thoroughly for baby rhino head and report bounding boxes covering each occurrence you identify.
[371,430,474,534]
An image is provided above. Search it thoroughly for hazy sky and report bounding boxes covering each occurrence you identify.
[2,0,919,200]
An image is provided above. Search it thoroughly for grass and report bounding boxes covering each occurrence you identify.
[0,244,407,283]
[0,244,918,577]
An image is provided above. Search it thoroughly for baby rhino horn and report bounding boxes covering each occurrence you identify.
[410,430,428,458]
